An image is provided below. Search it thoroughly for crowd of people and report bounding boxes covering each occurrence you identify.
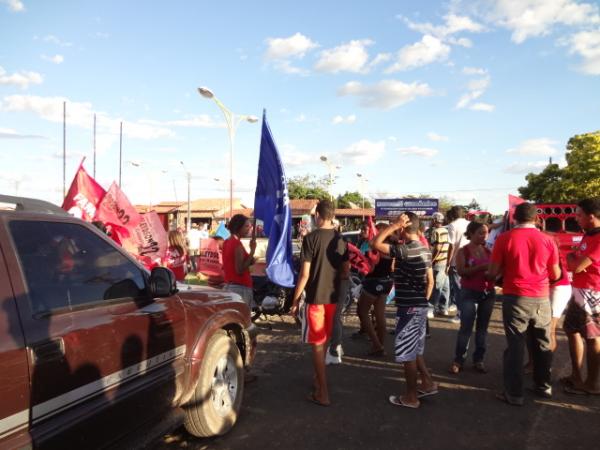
[287,197,600,409]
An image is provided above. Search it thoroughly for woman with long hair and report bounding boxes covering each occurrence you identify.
[449,221,495,374]
[162,230,189,281]
[222,214,256,307]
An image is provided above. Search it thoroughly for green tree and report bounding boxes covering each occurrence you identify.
[518,131,600,202]
[337,191,372,209]
[287,175,330,201]
[466,198,482,211]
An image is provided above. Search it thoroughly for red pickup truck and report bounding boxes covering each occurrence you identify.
[0,195,257,448]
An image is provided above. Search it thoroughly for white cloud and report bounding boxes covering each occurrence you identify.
[0,66,43,89]
[1,0,24,12]
[385,35,451,72]
[470,102,495,112]
[427,132,449,142]
[462,66,487,75]
[506,138,559,156]
[294,114,307,123]
[503,161,551,173]
[338,80,433,110]
[282,151,321,167]
[265,32,318,60]
[566,30,600,75]
[2,95,174,141]
[273,60,309,76]
[466,0,600,44]
[315,39,373,73]
[140,115,225,128]
[332,114,356,125]
[42,34,73,47]
[368,53,392,69]
[397,146,439,158]
[456,76,493,110]
[0,127,44,139]
[339,139,386,165]
[401,13,485,39]
[41,54,64,64]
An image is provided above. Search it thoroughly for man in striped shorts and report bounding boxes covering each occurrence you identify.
[373,212,438,408]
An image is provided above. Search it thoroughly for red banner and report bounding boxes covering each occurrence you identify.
[348,242,373,275]
[94,182,142,240]
[121,211,168,268]
[198,238,224,277]
[62,162,106,222]
[508,194,526,224]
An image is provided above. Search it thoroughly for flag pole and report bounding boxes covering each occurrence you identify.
[119,121,123,187]
[93,113,97,178]
[63,100,66,199]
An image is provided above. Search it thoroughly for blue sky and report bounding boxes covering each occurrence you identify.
[1,0,599,213]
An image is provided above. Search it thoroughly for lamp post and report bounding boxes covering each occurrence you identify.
[128,160,155,211]
[197,87,258,220]
[180,161,191,232]
[356,173,369,220]
[319,155,341,201]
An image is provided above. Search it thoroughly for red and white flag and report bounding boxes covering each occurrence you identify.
[62,161,106,222]
[95,182,142,232]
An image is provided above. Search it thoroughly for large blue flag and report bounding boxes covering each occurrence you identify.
[253,110,295,287]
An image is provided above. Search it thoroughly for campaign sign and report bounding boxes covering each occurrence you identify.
[375,198,439,217]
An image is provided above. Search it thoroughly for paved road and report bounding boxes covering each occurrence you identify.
[152,301,599,450]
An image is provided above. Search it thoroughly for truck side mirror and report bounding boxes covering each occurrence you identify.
[148,267,177,297]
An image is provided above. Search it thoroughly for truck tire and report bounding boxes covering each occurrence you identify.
[184,331,244,437]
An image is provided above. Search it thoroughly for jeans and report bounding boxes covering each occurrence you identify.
[502,295,553,400]
[430,263,450,313]
[448,268,461,308]
[454,288,495,364]
[330,279,349,352]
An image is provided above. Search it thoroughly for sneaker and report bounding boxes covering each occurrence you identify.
[427,309,434,319]
[448,305,458,313]
[450,315,461,324]
[325,346,343,365]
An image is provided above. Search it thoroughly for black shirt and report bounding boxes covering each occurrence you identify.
[300,228,349,304]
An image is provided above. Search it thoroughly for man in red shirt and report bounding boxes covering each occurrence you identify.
[563,197,600,395]
[488,202,560,405]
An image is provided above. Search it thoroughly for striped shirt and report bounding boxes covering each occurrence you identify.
[429,226,449,264]
[390,240,432,308]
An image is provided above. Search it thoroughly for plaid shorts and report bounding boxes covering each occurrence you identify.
[563,289,600,339]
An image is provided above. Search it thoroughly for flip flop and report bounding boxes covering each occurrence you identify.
[389,395,419,409]
[564,385,590,396]
[307,393,330,407]
[417,388,439,398]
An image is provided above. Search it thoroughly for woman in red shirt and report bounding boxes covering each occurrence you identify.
[449,221,495,374]
[222,214,256,307]
[162,230,188,282]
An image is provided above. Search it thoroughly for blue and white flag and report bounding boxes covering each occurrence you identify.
[253,110,295,287]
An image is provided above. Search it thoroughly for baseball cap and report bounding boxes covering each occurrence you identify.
[431,212,444,222]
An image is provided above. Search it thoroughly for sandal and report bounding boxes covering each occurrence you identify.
[448,362,461,374]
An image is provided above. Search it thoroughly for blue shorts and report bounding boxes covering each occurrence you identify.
[394,307,428,363]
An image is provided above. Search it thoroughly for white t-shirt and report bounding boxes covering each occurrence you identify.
[447,218,470,267]
[187,229,201,251]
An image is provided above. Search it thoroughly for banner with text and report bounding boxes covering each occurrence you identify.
[375,198,439,217]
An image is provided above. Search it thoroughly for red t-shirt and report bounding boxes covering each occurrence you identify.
[222,237,253,288]
[163,247,187,281]
[460,245,494,292]
[572,230,600,290]
[491,227,559,297]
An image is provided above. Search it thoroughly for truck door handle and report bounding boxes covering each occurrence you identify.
[30,338,65,364]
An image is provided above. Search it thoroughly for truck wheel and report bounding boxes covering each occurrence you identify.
[184,331,244,437]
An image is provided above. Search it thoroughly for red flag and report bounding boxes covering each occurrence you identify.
[62,161,106,222]
[121,211,168,267]
[348,242,373,275]
[508,194,526,225]
[365,216,380,266]
[95,182,142,230]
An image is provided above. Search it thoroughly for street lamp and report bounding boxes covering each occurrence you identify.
[197,86,258,220]
[128,160,155,211]
[319,155,341,201]
[356,173,369,220]
[180,161,191,232]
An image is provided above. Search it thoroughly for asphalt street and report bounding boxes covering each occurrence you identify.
[152,301,600,450]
